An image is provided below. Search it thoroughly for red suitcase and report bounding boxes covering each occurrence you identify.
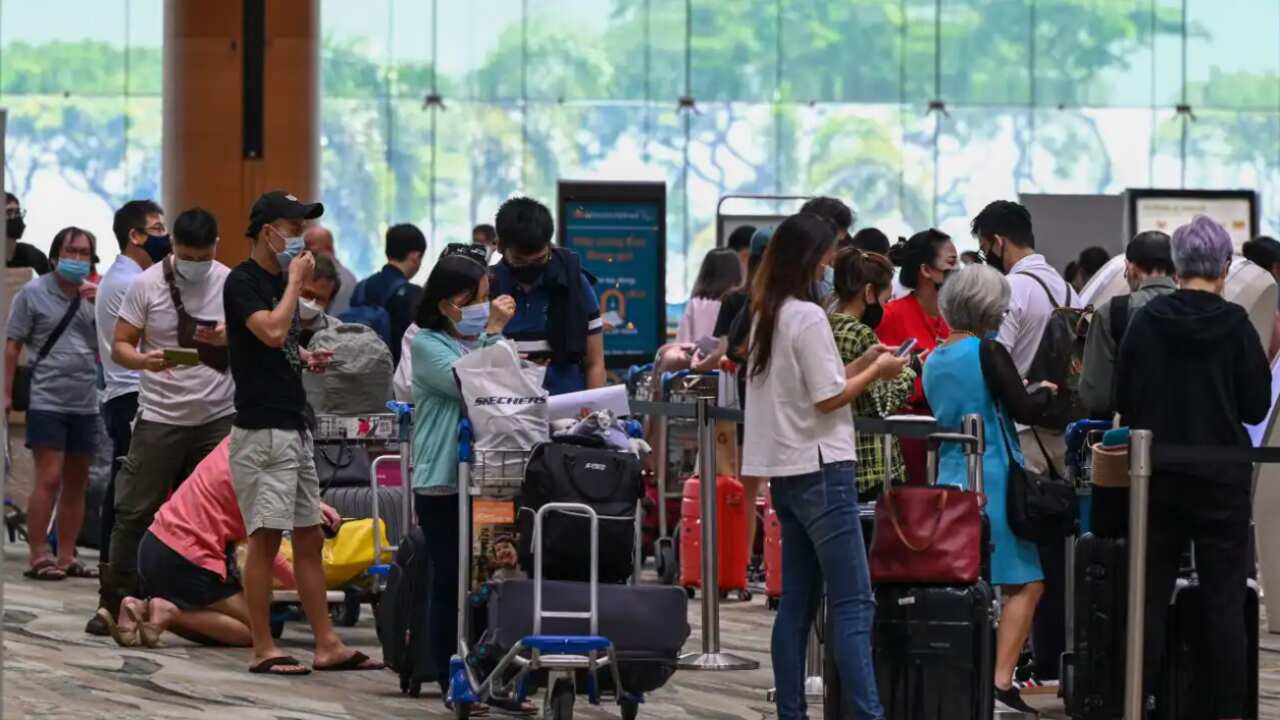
[764,489,783,609]
[679,475,751,600]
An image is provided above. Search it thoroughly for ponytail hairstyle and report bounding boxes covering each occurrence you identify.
[888,228,951,289]
[748,213,837,380]
[832,247,894,304]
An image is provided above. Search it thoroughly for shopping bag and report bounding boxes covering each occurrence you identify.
[454,340,550,492]
[321,518,393,588]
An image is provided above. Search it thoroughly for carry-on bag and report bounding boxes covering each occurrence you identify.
[518,436,642,584]
[376,527,435,697]
[679,474,750,599]
[1157,576,1259,719]
[305,323,394,414]
[1063,532,1128,720]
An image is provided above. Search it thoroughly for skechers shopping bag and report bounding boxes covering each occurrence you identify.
[454,340,550,496]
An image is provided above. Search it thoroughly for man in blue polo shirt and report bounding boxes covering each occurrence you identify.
[489,197,605,395]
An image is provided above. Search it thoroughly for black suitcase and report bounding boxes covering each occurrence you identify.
[321,485,407,547]
[475,578,689,694]
[518,438,642,584]
[1156,577,1259,720]
[1063,532,1127,720]
[376,527,436,697]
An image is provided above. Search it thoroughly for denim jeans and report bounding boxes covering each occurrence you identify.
[770,461,882,720]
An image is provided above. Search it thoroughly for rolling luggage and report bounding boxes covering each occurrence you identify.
[376,527,436,697]
[473,578,690,694]
[764,489,782,608]
[679,474,750,599]
[1157,577,1260,720]
[1063,532,1127,720]
[518,437,642,584]
[321,485,407,549]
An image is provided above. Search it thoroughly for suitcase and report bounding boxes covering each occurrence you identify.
[1062,532,1127,720]
[764,489,782,608]
[1156,577,1260,720]
[376,527,436,697]
[321,485,407,549]
[474,578,690,694]
[872,583,997,720]
[679,474,750,599]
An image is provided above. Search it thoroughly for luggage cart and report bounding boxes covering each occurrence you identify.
[448,422,643,720]
[650,370,718,585]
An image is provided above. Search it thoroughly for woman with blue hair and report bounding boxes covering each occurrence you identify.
[1115,215,1271,719]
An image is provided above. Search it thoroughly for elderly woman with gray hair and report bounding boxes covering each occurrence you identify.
[921,264,1058,715]
[1115,215,1270,720]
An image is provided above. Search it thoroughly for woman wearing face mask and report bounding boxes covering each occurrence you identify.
[827,248,916,503]
[876,228,958,485]
[409,254,516,711]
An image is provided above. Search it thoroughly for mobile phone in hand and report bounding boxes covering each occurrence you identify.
[894,338,919,358]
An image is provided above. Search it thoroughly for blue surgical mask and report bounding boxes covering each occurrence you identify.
[56,258,90,285]
[823,265,835,286]
[271,227,306,269]
[454,302,490,336]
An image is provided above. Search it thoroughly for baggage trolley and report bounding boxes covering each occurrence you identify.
[650,370,718,585]
[448,421,642,720]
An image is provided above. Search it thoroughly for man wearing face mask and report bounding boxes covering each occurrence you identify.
[102,207,236,614]
[5,193,51,275]
[299,253,343,346]
[84,199,167,635]
[490,197,605,395]
[344,223,425,365]
[225,191,375,676]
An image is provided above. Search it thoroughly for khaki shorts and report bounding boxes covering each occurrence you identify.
[229,426,322,535]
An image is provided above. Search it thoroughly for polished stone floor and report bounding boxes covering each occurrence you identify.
[4,544,1279,719]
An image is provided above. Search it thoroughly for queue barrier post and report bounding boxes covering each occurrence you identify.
[678,396,759,671]
[1123,429,1153,720]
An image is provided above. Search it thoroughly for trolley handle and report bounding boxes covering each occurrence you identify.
[457,419,474,463]
[532,502,600,638]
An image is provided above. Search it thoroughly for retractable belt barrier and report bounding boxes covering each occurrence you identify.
[628,399,950,437]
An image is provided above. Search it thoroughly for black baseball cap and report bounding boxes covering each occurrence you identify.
[245,190,324,238]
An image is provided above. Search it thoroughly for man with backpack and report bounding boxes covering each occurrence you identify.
[341,223,424,364]
[1079,231,1176,418]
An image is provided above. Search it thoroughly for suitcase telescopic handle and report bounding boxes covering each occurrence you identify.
[532,502,600,637]
[925,415,985,494]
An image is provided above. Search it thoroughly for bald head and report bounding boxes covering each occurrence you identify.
[304,224,334,257]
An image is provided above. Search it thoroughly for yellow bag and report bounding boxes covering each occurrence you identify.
[323,519,393,588]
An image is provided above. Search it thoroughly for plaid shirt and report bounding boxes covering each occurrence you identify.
[829,313,916,496]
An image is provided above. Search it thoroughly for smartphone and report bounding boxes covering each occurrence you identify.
[162,347,200,367]
[194,318,217,329]
[894,337,919,358]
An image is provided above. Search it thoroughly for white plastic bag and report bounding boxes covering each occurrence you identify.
[453,340,549,494]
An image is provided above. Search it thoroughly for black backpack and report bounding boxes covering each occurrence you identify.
[518,436,642,584]
[1018,272,1091,431]
[376,527,435,697]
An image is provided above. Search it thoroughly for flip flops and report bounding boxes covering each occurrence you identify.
[124,602,162,648]
[249,656,312,676]
[60,560,99,579]
[23,557,65,581]
[313,650,385,672]
[95,608,140,648]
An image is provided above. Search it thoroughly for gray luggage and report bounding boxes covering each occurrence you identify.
[305,323,394,415]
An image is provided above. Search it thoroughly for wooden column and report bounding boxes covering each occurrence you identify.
[162,0,319,266]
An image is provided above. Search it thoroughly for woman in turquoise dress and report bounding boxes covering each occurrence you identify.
[922,264,1057,716]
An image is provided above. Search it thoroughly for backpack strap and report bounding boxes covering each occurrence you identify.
[34,294,82,364]
[1109,294,1131,349]
[1015,271,1066,310]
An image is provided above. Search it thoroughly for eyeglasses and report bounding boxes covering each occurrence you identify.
[505,249,551,268]
[6,208,25,220]
[138,222,168,236]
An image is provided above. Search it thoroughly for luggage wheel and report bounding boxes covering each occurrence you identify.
[452,701,471,719]
[547,678,574,720]
[620,700,639,720]
[655,541,678,586]
[766,596,779,611]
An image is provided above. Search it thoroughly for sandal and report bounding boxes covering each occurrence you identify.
[96,608,140,648]
[60,560,99,579]
[249,656,312,676]
[124,602,161,648]
[313,650,385,672]
[444,701,489,717]
[23,557,65,581]
[487,696,537,715]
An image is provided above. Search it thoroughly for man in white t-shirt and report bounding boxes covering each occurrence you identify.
[104,207,237,604]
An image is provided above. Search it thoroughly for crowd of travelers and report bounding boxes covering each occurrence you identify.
[4,187,1272,719]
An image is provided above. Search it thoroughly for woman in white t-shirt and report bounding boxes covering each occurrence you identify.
[742,213,906,720]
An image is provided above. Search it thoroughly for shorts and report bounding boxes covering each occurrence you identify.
[25,410,99,455]
[137,530,241,610]
[229,426,322,535]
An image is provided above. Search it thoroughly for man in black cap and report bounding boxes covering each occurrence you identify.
[224,190,381,675]
[1079,230,1177,418]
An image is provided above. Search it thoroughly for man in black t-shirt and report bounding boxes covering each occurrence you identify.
[224,190,382,676]
[6,193,50,275]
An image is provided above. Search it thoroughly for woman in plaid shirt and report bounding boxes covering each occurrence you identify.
[827,248,916,501]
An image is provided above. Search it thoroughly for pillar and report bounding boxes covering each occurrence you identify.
[162,0,319,267]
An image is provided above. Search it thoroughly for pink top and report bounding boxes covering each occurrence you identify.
[149,437,294,585]
[676,297,723,344]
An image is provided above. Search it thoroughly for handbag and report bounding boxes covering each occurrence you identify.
[869,483,984,585]
[314,441,373,489]
[13,294,82,413]
[995,410,1077,544]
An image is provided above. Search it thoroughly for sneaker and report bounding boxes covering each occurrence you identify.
[84,611,110,637]
[994,685,1039,716]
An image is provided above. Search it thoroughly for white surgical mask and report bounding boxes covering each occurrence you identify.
[298,298,324,322]
[175,259,213,284]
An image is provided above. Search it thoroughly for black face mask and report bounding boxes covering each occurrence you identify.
[862,301,884,330]
[982,245,1006,274]
[507,260,547,285]
[143,233,172,263]
[6,217,25,241]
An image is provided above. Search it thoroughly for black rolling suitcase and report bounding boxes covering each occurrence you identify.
[376,527,436,697]
[320,485,407,547]
[1062,532,1127,720]
[1156,577,1260,720]
[473,578,690,694]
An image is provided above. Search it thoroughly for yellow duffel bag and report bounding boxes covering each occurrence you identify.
[322,518,394,588]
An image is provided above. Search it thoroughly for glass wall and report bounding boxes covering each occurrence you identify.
[0,0,163,270]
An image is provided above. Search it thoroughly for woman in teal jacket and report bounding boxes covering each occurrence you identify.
[410,254,514,703]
